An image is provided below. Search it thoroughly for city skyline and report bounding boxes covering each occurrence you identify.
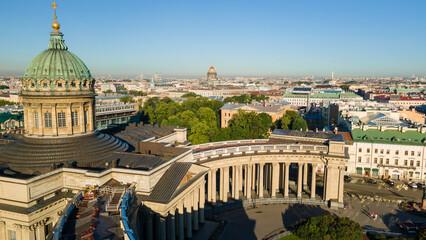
[0,0,426,77]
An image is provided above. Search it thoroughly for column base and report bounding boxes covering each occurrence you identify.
[297,196,302,200]
[284,195,289,199]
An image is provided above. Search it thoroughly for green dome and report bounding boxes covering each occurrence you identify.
[21,32,94,93]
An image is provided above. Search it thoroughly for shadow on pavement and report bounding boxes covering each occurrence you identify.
[280,204,331,230]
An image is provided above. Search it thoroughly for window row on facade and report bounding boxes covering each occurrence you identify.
[359,147,422,157]
[357,156,422,167]
[33,111,87,128]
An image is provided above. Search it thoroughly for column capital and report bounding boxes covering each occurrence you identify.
[13,224,22,230]
[0,221,5,226]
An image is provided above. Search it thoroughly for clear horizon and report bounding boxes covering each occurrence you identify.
[1,0,425,77]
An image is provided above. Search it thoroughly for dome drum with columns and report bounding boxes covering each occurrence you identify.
[0,6,128,175]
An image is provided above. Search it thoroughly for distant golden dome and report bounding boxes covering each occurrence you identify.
[208,64,216,72]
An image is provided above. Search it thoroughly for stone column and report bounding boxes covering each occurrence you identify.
[66,103,73,134]
[272,163,279,197]
[232,166,236,198]
[238,164,243,193]
[88,101,95,131]
[146,213,154,240]
[284,163,290,198]
[27,106,33,135]
[177,203,184,240]
[252,164,257,193]
[22,226,32,240]
[79,103,86,133]
[311,164,317,199]
[223,167,229,202]
[246,164,252,199]
[297,163,303,198]
[36,223,45,240]
[159,216,167,240]
[38,105,43,136]
[13,224,22,240]
[338,167,345,203]
[323,166,328,201]
[193,189,199,231]
[51,104,58,136]
[207,170,212,202]
[167,211,176,240]
[212,169,217,202]
[303,163,308,186]
[235,165,240,200]
[259,163,264,198]
[219,168,224,201]
[184,195,192,239]
[199,183,205,224]
[0,221,6,240]
[23,104,29,133]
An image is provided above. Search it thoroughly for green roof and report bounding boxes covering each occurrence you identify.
[352,129,426,146]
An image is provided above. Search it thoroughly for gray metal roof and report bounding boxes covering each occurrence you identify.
[149,162,192,203]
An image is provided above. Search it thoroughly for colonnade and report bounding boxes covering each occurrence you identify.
[207,162,321,201]
[143,183,205,240]
[0,219,49,240]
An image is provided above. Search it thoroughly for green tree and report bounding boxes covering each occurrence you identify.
[275,111,308,131]
[120,96,135,104]
[129,90,146,96]
[293,215,362,240]
[340,85,350,91]
[0,100,15,106]
[181,92,199,98]
[227,110,272,140]
[0,85,9,90]
[188,122,211,144]
[103,89,114,94]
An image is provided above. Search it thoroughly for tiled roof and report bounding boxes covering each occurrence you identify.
[352,129,426,146]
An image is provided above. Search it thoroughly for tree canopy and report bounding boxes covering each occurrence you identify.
[141,96,273,144]
[181,92,200,98]
[224,94,269,104]
[293,215,362,240]
[119,96,136,104]
[275,110,308,131]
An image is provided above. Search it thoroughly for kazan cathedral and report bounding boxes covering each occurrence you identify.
[0,3,347,240]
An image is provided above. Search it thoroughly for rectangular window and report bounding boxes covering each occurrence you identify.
[411,151,415,156]
[386,150,390,154]
[34,112,39,128]
[84,111,88,125]
[386,158,389,164]
[72,111,79,126]
[417,161,420,167]
[405,151,408,156]
[359,148,362,153]
[358,157,361,163]
[374,158,378,164]
[395,150,399,155]
[58,112,66,128]
[410,160,414,167]
[395,159,398,165]
[380,149,384,154]
[380,158,383,164]
[404,160,408,166]
[374,149,378,154]
[44,112,52,128]
[418,152,422,157]
[367,148,370,153]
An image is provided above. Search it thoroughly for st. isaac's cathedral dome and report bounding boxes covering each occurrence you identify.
[0,6,128,175]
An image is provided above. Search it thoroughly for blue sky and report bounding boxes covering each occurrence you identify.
[0,0,425,78]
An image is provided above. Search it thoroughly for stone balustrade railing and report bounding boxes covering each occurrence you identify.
[193,143,328,162]
[189,139,270,150]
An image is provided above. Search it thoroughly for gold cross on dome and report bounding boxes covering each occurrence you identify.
[51,1,58,22]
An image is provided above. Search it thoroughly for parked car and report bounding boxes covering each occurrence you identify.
[365,178,377,184]
[398,221,417,234]
[408,182,418,188]
[385,179,394,186]
[344,176,352,182]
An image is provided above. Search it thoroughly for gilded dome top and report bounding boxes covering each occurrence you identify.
[208,64,216,72]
